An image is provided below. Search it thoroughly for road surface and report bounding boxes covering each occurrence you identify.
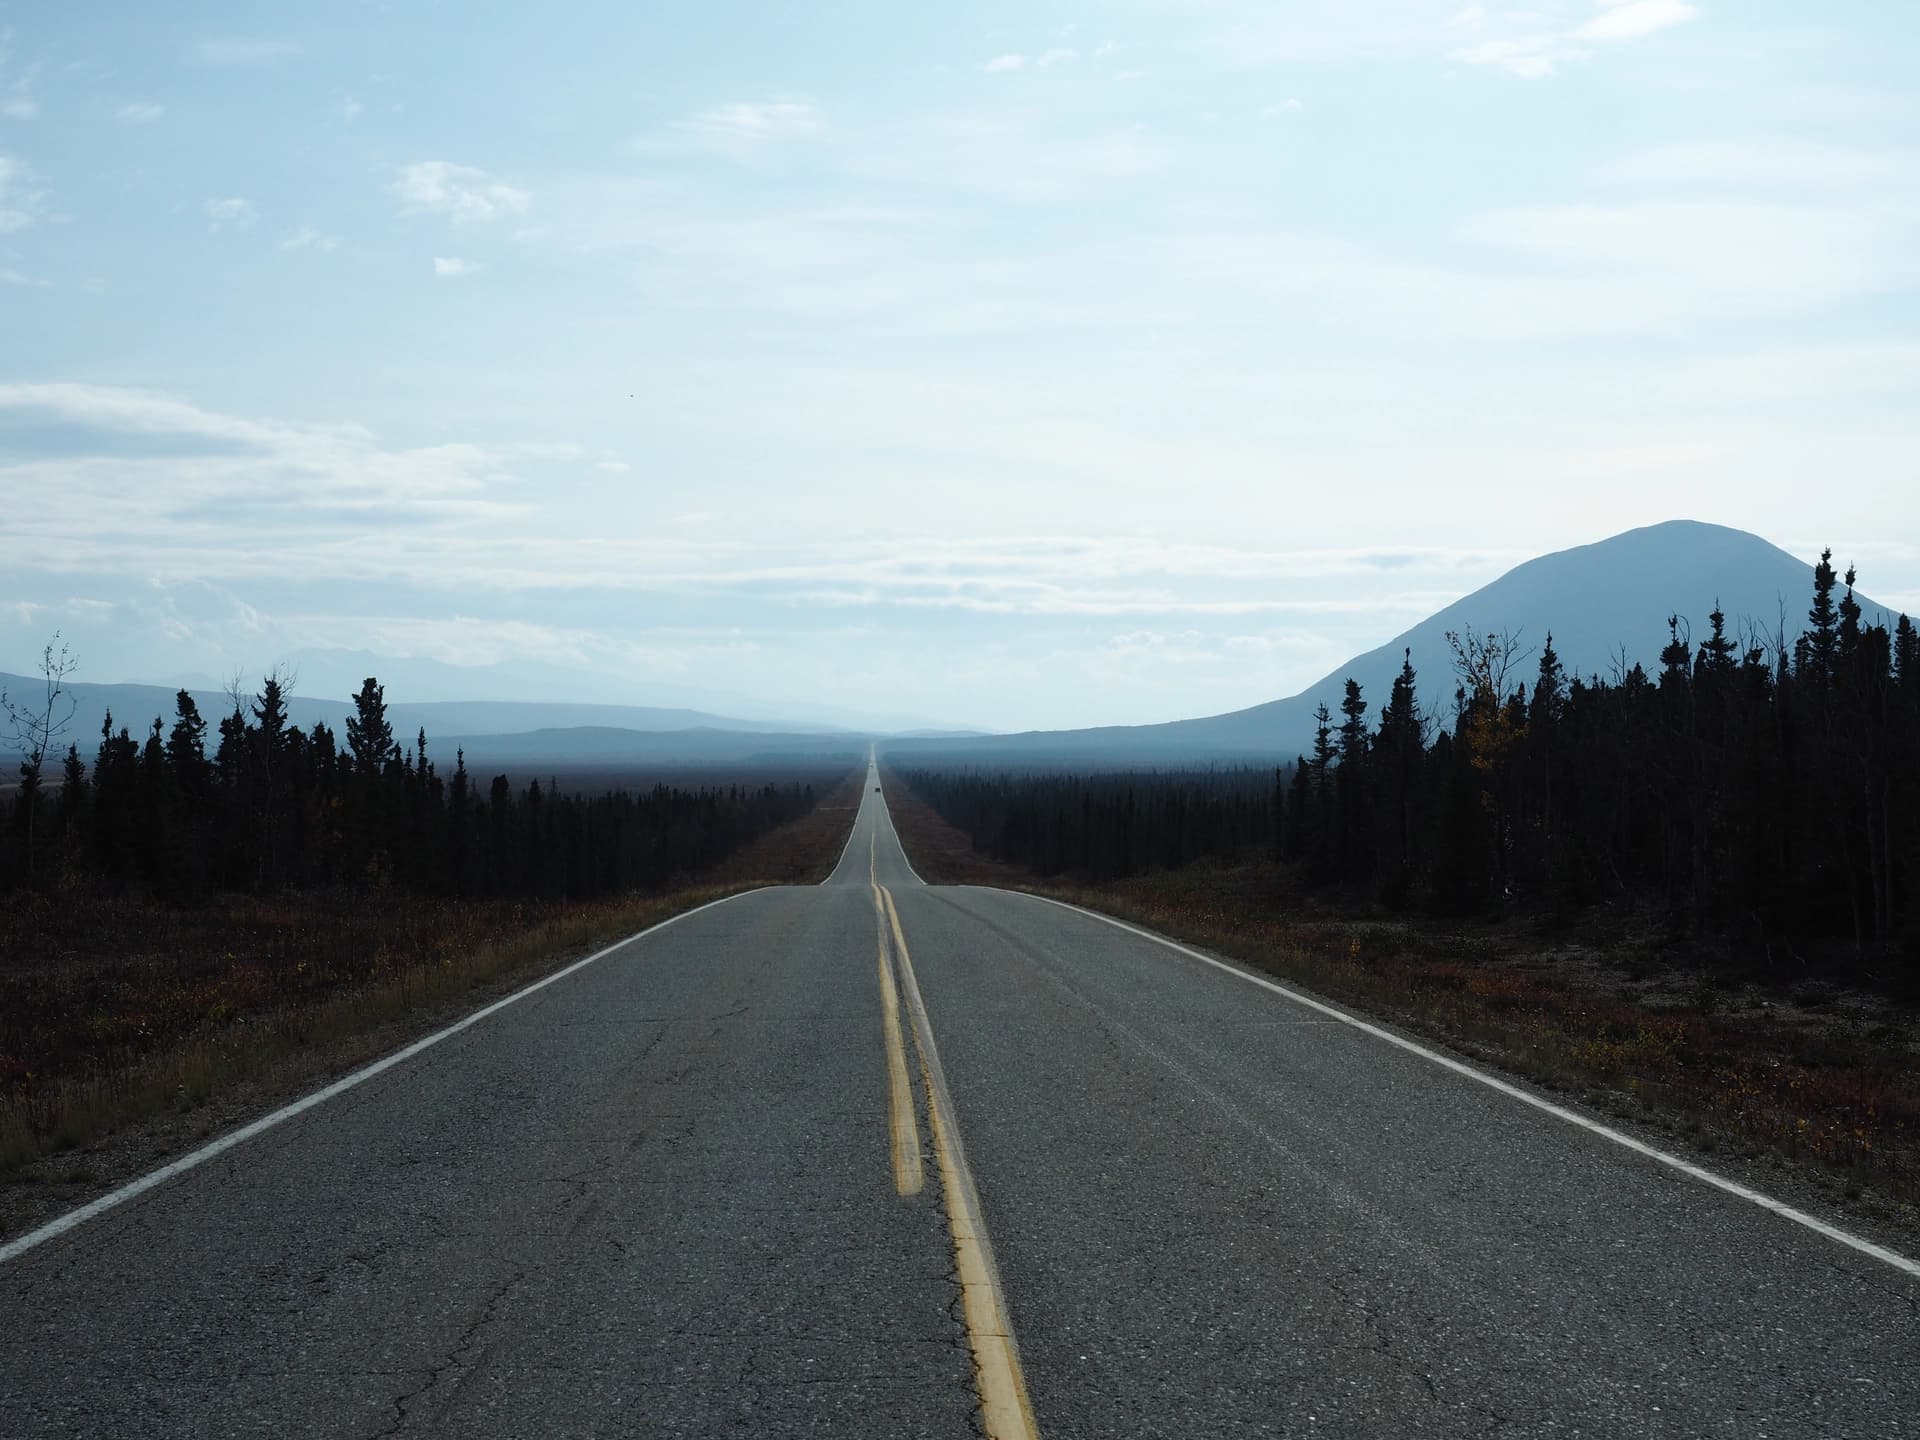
[2,760,1916,1437]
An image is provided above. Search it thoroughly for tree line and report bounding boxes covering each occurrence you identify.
[0,673,820,901]
[904,552,1919,971]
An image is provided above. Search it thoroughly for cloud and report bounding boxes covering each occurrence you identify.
[391,161,530,224]
[280,226,338,252]
[1598,141,1905,190]
[432,256,481,277]
[843,115,1172,201]
[341,97,363,122]
[1451,36,1573,79]
[1574,1,1700,42]
[1171,194,1920,344]
[115,102,165,124]
[0,389,1521,618]
[1037,48,1078,67]
[669,100,826,158]
[1458,202,1920,306]
[0,151,46,232]
[983,54,1027,73]
[595,460,631,474]
[0,38,39,118]
[0,382,540,579]
[0,266,48,287]
[1444,0,1698,76]
[205,196,256,228]
[195,39,300,66]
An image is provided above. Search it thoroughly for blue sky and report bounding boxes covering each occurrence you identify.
[2,1,1917,729]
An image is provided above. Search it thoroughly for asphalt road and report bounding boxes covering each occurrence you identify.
[2,762,1916,1437]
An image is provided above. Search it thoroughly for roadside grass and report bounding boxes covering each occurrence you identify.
[0,765,864,1196]
[882,772,1920,1215]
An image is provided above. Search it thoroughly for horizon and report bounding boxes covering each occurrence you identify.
[4,516,1906,747]
[4,3,1918,730]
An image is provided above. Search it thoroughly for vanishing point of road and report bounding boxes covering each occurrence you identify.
[3,760,1916,1437]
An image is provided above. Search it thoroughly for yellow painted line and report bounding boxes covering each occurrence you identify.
[880,884,1042,1440]
[871,827,924,1194]
[873,879,926,1196]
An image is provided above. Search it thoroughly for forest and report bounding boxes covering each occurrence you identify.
[903,551,1919,974]
[0,672,822,902]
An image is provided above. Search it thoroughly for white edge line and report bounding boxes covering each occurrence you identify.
[871,776,925,887]
[821,751,876,886]
[1013,890,1920,1282]
[0,887,771,1269]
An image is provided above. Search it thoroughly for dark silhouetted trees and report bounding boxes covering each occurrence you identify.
[1,674,823,905]
[905,551,1918,978]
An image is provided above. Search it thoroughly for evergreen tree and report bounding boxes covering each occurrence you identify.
[168,690,210,817]
[1805,547,1839,694]
[346,677,394,778]
[57,744,88,838]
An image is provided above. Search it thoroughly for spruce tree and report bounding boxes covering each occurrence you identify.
[346,678,394,778]
[1806,547,1838,693]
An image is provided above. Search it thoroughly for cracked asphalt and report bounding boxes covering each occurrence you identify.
[3,767,1917,1437]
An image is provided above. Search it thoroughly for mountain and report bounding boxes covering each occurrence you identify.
[440,726,868,769]
[225,648,978,737]
[0,678,862,766]
[882,521,1900,766]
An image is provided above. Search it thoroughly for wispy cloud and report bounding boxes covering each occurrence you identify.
[195,38,300,67]
[1598,140,1905,190]
[432,256,481,278]
[670,100,825,158]
[280,225,338,252]
[0,266,49,287]
[845,114,1173,201]
[1451,0,1702,77]
[1458,202,1919,306]
[0,151,46,232]
[983,54,1027,73]
[391,161,530,224]
[205,195,256,228]
[1452,36,1574,80]
[115,102,165,124]
[0,383,538,575]
[1574,1,1700,42]
[0,35,39,118]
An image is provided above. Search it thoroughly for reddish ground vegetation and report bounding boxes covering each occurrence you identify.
[0,765,863,1235]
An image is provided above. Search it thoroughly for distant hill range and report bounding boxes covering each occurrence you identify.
[0,680,871,768]
[5,521,1900,771]
[883,520,1901,767]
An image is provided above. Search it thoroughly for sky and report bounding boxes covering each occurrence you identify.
[3,0,1917,730]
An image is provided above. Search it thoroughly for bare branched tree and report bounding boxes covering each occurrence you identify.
[1,633,80,873]
[1444,625,1530,716]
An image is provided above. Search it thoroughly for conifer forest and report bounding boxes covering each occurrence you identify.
[0,673,820,903]
[903,552,1919,976]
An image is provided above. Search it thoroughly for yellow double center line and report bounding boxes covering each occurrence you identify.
[871,834,1041,1440]
[873,835,925,1197]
